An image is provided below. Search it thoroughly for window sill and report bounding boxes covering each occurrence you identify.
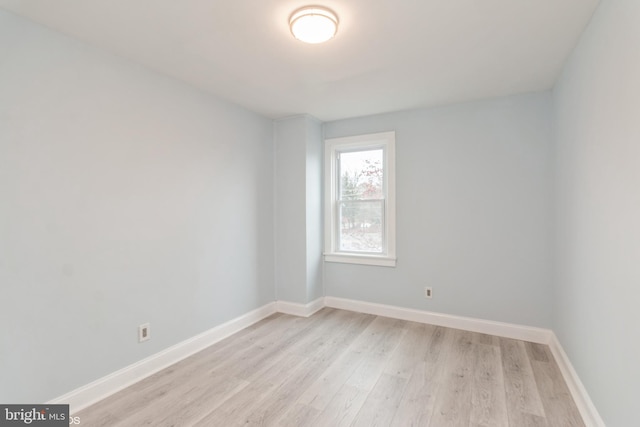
[324,253,397,267]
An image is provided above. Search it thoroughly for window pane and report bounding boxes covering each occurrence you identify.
[338,200,384,253]
[339,149,383,200]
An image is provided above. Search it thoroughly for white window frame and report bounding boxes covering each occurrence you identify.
[324,131,396,267]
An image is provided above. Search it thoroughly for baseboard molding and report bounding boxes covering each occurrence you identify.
[48,302,277,414]
[276,297,325,317]
[324,296,551,344]
[548,333,605,427]
[324,296,602,426]
[48,296,602,427]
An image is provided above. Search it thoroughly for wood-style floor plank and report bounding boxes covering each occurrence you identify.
[345,317,407,391]
[192,352,307,426]
[352,373,407,427]
[525,341,551,363]
[530,358,585,427]
[390,326,452,426]
[275,403,321,427]
[383,322,434,379]
[310,384,368,427]
[297,314,391,410]
[470,343,508,427]
[428,330,477,426]
[500,337,548,426]
[74,308,585,427]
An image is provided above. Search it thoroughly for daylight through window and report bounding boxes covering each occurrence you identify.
[324,132,396,267]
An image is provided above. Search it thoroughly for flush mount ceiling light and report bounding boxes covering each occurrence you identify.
[289,6,339,44]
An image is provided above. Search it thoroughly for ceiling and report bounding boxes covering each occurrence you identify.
[0,0,600,121]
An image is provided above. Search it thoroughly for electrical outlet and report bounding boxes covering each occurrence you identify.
[139,323,150,342]
[424,287,433,299]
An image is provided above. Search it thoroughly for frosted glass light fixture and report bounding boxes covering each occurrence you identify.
[289,6,338,44]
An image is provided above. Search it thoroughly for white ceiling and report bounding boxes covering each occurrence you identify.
[0,0,599,121]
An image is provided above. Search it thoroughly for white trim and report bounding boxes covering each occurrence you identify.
[548,333,606,427]
[48,296,603,427]
[324,253,396,267]
[324,296,602,425]
[324,296,551,344]
[48,302,277,414]
[276,298,325,317]
[324,131,396,266]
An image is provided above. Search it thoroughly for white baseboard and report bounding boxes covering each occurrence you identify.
[48,296,602,427]
[324,296,602,426]
[49,302,277,414]
[324,296,551,344]
[276,297,325,317]
[548,333,605,427]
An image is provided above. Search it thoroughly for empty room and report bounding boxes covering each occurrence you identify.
[1,0,638,426]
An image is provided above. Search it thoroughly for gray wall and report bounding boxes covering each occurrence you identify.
[0,11,275,403]
[553,1,640,425]
[324,93,555,328]
[274,117,308,303]
[305,119,324,302]
[274,116,323,304]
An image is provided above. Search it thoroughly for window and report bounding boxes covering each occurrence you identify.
[324,131,396,267]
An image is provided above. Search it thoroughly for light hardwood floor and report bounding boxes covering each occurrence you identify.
[75,308,584,426]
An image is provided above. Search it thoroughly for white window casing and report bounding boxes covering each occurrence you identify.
[324,131,396,267]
